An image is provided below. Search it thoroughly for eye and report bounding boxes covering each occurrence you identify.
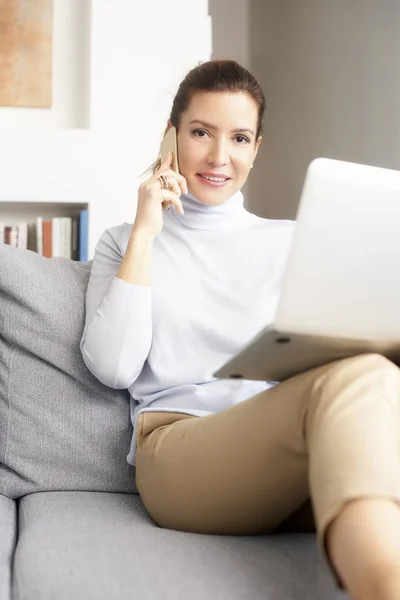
[192,128,209,138]
[234,134,251,144]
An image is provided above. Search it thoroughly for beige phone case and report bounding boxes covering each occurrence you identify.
[160,127,179,173]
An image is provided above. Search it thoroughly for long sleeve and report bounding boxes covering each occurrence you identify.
[80,227,152,389]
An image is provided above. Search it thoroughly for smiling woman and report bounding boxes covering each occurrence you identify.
[176,91,261,204]
[81,59,400,600]
[149,59,265,206]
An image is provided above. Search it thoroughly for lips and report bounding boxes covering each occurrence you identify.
[198,173,231,182]
[196,173,231,188]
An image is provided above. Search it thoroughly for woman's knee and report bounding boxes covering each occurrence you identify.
[307,353,400,418]
[324,352,399,386]
[347,353,400,392]
[351,352,399,372]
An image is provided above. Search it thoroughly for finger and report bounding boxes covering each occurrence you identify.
[158,189,184,215]
[159,168,188,195]
[174,198,184,215]
[152,171,182,197]
[148,164,173,188]
[158,189,179,204]
[162,200,172,211]
[177,175,188,197]
[166,177,182,197]
[158,151,173,172]
[160,190,185,215]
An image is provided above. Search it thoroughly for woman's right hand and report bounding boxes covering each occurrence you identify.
[132,153,188,240]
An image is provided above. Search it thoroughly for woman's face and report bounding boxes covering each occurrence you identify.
[175,91,262,205]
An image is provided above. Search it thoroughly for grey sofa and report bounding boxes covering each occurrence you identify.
[0,242,346,599]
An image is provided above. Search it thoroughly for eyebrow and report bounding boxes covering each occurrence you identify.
[188,119,255,136]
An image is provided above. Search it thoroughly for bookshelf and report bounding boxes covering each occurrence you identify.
[0,201,89,261]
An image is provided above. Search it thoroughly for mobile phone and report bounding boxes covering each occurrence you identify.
[160,126,180,174]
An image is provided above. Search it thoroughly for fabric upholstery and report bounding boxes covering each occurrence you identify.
[13,491,343,600]
[0,494,16,600]
[0,243,137,498]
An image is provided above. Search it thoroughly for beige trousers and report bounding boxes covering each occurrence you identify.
[135,353,400,586]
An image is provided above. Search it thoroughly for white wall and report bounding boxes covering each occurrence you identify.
[87,0,212,246]
[248,0,400,219]
[0,0,212,258]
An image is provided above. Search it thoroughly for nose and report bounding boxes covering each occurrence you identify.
[206,138,229,167]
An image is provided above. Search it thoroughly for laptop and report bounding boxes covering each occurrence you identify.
[213,157,400,382]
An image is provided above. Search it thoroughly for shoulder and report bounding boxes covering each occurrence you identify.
[94,222,134,260]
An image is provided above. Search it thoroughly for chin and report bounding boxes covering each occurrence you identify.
[190,183,237,206]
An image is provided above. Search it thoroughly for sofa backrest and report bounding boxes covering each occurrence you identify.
[0,242,137,498]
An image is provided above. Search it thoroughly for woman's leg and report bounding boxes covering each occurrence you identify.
[136,353,400,598]
[306,355,400,598]
[327,499,400,600]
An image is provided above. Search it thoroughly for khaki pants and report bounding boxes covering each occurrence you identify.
[135,353,400,586]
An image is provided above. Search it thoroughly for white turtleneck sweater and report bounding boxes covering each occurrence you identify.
[80,191,295,465]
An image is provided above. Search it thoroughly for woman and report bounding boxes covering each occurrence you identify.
[80,59,400,599]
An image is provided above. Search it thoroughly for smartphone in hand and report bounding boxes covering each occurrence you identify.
[160,126,180,174]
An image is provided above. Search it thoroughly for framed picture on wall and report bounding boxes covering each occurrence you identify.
[0,0,53,108]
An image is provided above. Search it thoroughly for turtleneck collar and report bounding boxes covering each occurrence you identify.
[170,189,251,231]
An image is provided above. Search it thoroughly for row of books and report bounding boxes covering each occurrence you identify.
[0,210,88,261]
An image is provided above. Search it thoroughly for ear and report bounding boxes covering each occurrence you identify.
[167,119,173,129]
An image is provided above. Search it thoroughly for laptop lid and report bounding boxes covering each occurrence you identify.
[273,157,400,341]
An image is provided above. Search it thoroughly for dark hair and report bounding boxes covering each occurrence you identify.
[149,59,265,174]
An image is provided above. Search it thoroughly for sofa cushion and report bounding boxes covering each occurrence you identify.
[13,491,342,600]
[0,494,16,600]
[0,243,137,498]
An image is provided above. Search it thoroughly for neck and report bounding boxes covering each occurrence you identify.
[171,189,250,231]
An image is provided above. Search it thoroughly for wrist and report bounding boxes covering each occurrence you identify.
[129,228,156,246]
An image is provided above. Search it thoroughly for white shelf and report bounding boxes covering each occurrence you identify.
[0,201,89,259]
[0,201,88,225]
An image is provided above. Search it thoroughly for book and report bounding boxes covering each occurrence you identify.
[17,222,28,249]
[71,217,78,261]
[1,211,86,261]
[4,226,18,247]
[52,217,61,257]
[36,217,43,256]
[42,220,52,258]
[61,217,72,258]
[78,209,89,262]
